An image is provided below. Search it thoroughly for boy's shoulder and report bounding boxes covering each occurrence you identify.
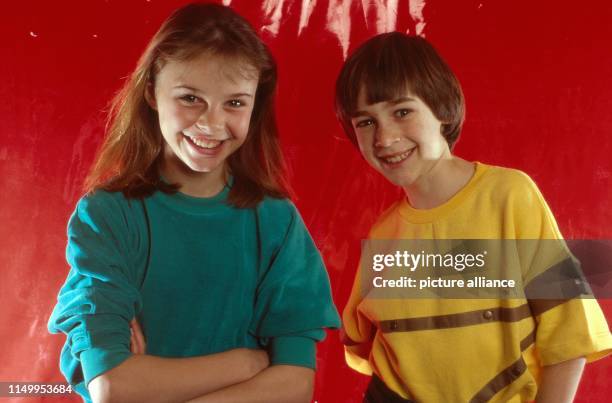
[366,162,546,237]
[479,163,537,190]
[478,163,545,205]
[368,199,405,238]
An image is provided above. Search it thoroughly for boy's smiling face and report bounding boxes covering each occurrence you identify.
[351,87,451,190]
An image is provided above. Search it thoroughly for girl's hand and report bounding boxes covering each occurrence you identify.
[239,348,269,377]
[128,319,266,376]
[130,318,146,354]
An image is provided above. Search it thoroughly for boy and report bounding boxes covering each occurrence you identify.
[336,32,611,402]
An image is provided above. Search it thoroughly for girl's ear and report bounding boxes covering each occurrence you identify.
[145,83,158,110]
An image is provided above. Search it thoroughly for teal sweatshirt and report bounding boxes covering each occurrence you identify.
[48,183,340,401]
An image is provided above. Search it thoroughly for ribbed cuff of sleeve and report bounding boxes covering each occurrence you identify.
[80,347,132,385]
[270,336,316,369]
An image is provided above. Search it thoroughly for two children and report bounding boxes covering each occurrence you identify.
[48,2,611,402]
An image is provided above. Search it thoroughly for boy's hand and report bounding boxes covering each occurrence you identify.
[130,318,146,354]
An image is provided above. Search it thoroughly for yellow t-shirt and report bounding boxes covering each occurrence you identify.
[342,162,612,402]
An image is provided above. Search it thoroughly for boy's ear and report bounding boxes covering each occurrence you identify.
[440,122,450,135]
[144,83,157,110]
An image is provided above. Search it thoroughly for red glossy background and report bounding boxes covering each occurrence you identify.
[1,1,611,402]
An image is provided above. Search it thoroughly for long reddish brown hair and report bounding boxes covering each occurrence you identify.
[85,2,290,207]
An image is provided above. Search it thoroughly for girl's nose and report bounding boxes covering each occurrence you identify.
[195,107,224,134]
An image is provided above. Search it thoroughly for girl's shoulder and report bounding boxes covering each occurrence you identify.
[77,189,136,211]
[71,189,149,237]
[68,190,150,281]
[256,196,299,222]
[255,196,306,235]
[254,196,314,242]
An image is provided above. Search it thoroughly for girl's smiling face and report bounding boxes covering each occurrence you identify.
[351,87,451,191]
[148,52,259,188]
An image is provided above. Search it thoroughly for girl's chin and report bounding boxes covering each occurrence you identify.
[167,155,224,176]
[183,161,223,174]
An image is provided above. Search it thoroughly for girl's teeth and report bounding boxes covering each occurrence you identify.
[188,135,222,149]
[384,149,413,164]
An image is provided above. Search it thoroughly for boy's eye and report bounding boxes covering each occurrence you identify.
[180,94,201,104]
[227,99,244,107]
[355,119,374,128]
[395,109,412,118]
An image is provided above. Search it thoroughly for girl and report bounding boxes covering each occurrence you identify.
[335,33,611,402]
[48,3,339,403]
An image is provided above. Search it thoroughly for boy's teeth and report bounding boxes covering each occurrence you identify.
[384,149,413,164]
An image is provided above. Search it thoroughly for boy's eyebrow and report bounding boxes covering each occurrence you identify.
[390,96,417,104]
[172,85,253,97]
[351,97,417,118]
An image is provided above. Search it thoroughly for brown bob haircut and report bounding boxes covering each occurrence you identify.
[85,2,289,207]
[335,32,465,149]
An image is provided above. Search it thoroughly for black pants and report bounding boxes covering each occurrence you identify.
[363,375,415,403]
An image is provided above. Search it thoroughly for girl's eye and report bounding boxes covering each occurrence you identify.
[227,99,244,107]
[355,119,374,128]
[180,95,201,104]
[395,109,412,118]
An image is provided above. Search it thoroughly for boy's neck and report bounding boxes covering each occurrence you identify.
[404,157,475,210]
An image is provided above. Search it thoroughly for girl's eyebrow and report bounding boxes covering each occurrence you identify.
[172,85,253,98]
[173,85,200,92]
[351,110,370,118]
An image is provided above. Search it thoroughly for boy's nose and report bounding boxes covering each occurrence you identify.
[375,126,401,148]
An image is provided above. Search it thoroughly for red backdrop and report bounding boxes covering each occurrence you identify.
[1,0,611,402]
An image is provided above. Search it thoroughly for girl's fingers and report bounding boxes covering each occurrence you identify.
[130,318,146,354]
[129,328,138,354]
